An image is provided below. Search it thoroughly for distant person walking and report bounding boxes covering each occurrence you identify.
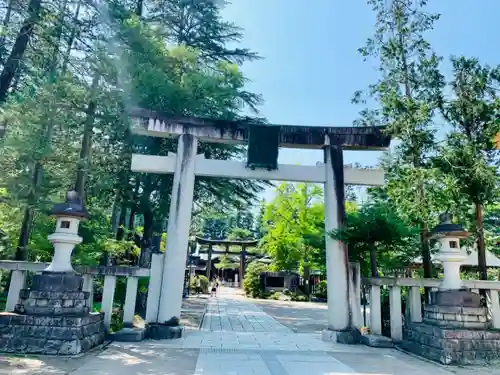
[195,275,201,295]
[210,279,218,297]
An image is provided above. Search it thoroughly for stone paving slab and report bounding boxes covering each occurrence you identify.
[181,294,209,331]
[71,346,199,375]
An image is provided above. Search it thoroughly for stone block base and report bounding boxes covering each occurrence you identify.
[423,305,489,330]
[147,324,183,340]
[110,327,146,342]
[431,290,481,307]
[403,322,500,365]
[360,334,393,348]
[0,312,105,355]
[16,289,90,316]
[321,328,360,345]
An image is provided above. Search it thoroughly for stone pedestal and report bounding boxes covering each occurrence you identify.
[147,323,184,340]
[0,272,105,355]
[402,290,500,365]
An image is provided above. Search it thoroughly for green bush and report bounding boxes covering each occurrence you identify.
[243,262,268,298]
[290,292,308,302]
[190,275,209,293]
[269,292,281,300]
[314,280,327,299]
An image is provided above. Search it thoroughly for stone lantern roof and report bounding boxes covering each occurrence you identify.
[51,191,89,219]
[430,213,469,239]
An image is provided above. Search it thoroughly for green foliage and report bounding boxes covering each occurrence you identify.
[227,227,253,241]
[290,293,309,302]
[242,261,267,298]
[332,201,419,277]
[260,183,325,273]
[197,206,257,240]
[314,280,328,299]
[190,275,209,293]
[434,57,500,279]
[215,255,239,270]
[0,0,266,271]
[356,0,446,278]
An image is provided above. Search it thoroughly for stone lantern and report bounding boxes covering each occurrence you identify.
[0,191,105,356]
[45,190,89,273]
[402,212,497,365]
[430,212,469,291]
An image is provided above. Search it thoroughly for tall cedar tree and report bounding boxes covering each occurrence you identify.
[104,0,265,267]
[435,57,500,280]
[355,0,444,279]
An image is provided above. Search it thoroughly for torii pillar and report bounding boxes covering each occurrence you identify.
[324,142,350,333]
[157,134,198,323]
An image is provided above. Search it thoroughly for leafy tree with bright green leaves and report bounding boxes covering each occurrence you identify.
[260,183,324,295]
[434,57,500,280]
[355,0,445,279]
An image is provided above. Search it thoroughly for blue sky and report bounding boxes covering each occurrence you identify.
[220,0,500,202]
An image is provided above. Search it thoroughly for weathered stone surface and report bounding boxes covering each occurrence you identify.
[403,321,500,365]
[0,312,105,355]
[110,327,146,342]
[32,273,83,292]
[360,334,393,348]
[0,271,104,357]
[422,303,489,330]
[147,324,183,340]
[431,290,481,307]
[336,327,361,345]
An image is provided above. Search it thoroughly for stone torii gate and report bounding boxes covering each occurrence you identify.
[129,108,390,336]
[195,236,259,284]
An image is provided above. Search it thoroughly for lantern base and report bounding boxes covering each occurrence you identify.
[431,289,481,308]
[0,272,105,355]
[32,272,83,293]
[401,290,495,365]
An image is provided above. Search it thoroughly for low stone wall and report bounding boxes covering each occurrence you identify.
[402,322,500,365]
[0,312,105,355]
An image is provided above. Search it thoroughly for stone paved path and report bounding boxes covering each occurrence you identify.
[7,287,496,374]
[69,287,462,375]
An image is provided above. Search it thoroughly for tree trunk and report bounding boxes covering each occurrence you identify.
[0,0,42,105]
[115,205,127,241]
[475,203,487,280]
[110,191,121,237]
[420,224,432,277]
[369,247,379,278]
[139,208,153,267]
[135,0,143,16]
[74,75,98,198]
[61,0,82,72]
[0,0,15,63]
[15,204,34,260]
